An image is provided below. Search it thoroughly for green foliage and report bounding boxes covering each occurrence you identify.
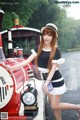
[1,0,49,27]
[2,12,14,30]
[0,0,80,51]
[28,0,62,29]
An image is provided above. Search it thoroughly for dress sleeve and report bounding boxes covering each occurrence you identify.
[31,48,38,57]
[52,47,65,65]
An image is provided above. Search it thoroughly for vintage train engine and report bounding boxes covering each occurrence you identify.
[0,58,38,119]
[0,9,40,119]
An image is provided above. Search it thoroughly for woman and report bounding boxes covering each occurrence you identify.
[9,23,80,120]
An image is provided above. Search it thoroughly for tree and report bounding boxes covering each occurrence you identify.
[28,0,63,29]
[0,0,49,29]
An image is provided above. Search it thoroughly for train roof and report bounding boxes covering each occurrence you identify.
[1,27,40,35]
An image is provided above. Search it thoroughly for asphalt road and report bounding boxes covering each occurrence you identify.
[48,51,80,120]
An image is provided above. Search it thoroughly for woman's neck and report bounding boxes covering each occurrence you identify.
[43,44,51,49]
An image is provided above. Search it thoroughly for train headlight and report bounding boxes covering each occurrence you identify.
[21,92,36,105]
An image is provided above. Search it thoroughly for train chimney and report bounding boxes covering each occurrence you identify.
[0,9,5,61]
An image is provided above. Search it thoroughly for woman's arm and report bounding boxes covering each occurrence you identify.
[45,63,58,85]
[7,54,36,71]
[42,63,58,93]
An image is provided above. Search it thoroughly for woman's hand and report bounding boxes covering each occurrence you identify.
[42,63,57,94]
[42,82,48,94]
[5,64,19,71]
[5,65,12,71]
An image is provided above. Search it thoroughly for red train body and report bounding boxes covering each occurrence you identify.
[0,58,33,119]
[0,9,41,120]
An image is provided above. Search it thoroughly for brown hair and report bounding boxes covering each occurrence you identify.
[35,28,57,73]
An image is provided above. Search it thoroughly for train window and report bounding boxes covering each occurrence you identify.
[2,31,40,58]
[13,36,36,55]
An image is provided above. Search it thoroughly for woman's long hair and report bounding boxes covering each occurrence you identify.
[35,28,58,73]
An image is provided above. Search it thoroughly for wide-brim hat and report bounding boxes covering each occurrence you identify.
[41,23,58,33]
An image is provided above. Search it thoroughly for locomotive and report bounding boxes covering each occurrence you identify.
[0,9,47,120]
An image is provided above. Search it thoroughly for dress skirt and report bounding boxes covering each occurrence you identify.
[48,83,66,95]
[38,67,67,95]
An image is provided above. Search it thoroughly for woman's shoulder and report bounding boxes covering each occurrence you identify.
[31,47,38,56]
[54,47,61,59]
[52,47,65,64]
[55,47,61,54]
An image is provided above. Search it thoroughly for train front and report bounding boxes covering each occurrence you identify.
[0,9,40,120]
[0,58,38,120]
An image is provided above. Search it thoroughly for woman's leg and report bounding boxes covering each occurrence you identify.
[50,95,80,120]
[53,110,61,120]
[51,95,80,110]
[48,94,61,120]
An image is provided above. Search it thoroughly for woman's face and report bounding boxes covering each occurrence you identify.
[43,29,53,45]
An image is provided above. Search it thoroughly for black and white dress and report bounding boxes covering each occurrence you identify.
[31,47,66,95]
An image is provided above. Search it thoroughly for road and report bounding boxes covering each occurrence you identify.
[48,51,80,120]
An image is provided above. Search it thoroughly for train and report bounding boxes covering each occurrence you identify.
[0,9,49,120]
